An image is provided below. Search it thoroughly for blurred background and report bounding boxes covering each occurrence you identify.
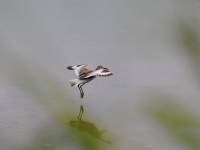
[0,0,200,150]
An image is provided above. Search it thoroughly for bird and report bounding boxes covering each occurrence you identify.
[67,64,113,98]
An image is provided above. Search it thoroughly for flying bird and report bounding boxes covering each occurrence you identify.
[67,64,113,98]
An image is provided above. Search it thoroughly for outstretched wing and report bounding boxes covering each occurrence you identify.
[67,64,89,77]
[83,68,113,78]
[97,69,113,76]
[82,69,103,79]
[78,65,91,79]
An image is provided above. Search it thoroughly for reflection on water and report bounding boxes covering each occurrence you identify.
[69,105,111,144]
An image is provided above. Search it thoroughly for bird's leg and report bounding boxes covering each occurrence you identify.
[78,84,84,98]
[80,83,85,98]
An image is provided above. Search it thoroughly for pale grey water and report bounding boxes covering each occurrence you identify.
[0,1,200,150]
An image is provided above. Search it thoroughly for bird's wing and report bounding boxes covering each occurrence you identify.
[97,69,113,77]
[67,65,84,76]
[78,65,92,79]
[67,64,94,78]
[82,69,103,79]
[75,65,88,76]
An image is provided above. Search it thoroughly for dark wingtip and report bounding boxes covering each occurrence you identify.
[67,66,74,70]
[95,65,103,70]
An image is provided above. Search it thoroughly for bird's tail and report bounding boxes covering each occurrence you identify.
[69,79,81,87]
